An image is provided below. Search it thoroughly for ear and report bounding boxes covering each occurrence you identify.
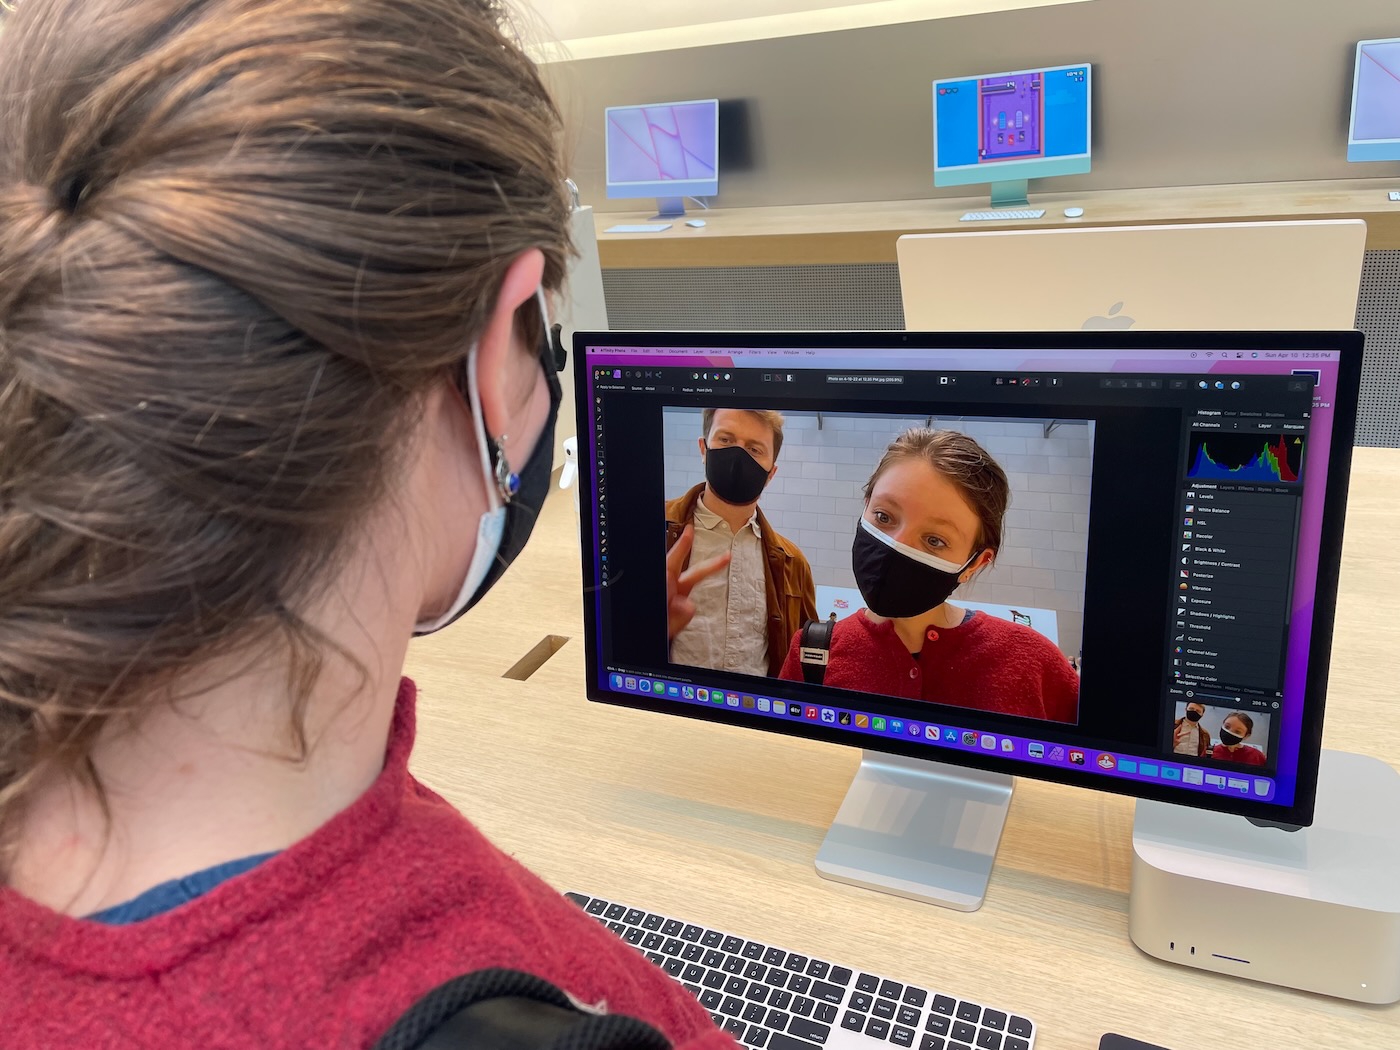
[697,436,707,459]
[766,464,778,484]
[962,549,995,583]
[475,249,547,444]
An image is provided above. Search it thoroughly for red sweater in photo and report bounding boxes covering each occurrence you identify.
[779,610,1079,723]
[1211,743,1267,766]
[0,679,735,1050]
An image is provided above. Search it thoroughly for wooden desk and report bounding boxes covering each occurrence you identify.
[596,179,1400,270]
[404,449,1400,1050]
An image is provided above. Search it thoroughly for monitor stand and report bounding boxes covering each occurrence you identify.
[814,750,1013,912]
[649,196,687,220]
[989,179,1030,209]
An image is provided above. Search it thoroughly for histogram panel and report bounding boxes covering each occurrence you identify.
[1187,433,1305,485]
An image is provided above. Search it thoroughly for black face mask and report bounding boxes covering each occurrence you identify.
[704,444,770,506]
[1185,709,1203,723]
[851,517,981,620]
[1218,726,1244,747]
[413,300,561,635]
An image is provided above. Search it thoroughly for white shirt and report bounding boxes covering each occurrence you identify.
[1174,720,1204,756]
[670,496,770,676]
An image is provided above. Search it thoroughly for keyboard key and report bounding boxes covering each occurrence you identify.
[1005,1039,1029,1050]
[682,944,704,962]
[766,969,789,989]
[645,953,664,965]
[703,950,724,968]
[746,1027,770,1048]
[932,996,956,1016]
[643,933,663,950]
[662,939,683,956]
[683,964,704,982]
[724,955,747,974]
[606,904,626,920]
[769,1035,826,1050]
[856,973,881,993]
[1008,1018,1032,1039]
[685,984,700,996]
[724,1017,746,1037]
[842,1012,864,1032]
[829,967,854,986]
[926,1015,950,1036]
[866,1018,891,1040]
[952,1039,973,1049]
[765,1009,791,1032]
[956,1003,981,1023]
[710,1012,724,1027]
[682,925,704,942]
[662,919,683,936]
[704,971,727,990]
[624,928,644,945]
[746,985,770,1004]
[872,999,896,1020]
[743,1003,767,1024]
[607,922,624,934]
[624,908,645,925]
[745,961,767,981]
[879,980,904,1000]
[815,1004,837,1024]
[788,1018,831,1044]
[785,954,809,973]
[593,915,608,927]
[793,997,816,1017]
[807,960,830,979]
[721,996,744,1016]
[811,981,844,1004]
[702,989,723,1008]
[921,1038,946,1050]
[771,990,793,1011]
[981,1010,1005,1032]
[952,1021,976,1043]
[975,1030,1001,1050]
[564,892,589,907]
[765,947,787,966]
[664,959,684,978]
[850,992,874,1013]
[585,899,608,915]
[788,975,812,995]
[702,930,724,948]
[722,936,744,954]
[897,1006,921,1027]
[743,942,766,960]
[893,1026,916,1048]
[903,987,928,1009]
[642,913,664,930]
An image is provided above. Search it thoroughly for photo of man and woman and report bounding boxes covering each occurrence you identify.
[1171,701,1272,766]
[662,407,1092,724]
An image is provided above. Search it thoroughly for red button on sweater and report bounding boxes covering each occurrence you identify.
[780,610,1079,724]
[0,679,736,1050]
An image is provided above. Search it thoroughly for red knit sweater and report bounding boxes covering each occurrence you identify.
[779,610,1079,724]
[0,679,735,1050]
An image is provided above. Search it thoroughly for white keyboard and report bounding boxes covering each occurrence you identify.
[958,209,1045,222]
[566,891,1037,1050]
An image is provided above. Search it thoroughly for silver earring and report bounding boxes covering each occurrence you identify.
[492,435,520,503]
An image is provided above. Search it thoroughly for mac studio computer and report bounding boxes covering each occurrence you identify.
[932,62,1090,217]
[1348,37,1400,168]
[897,220,1368,332]
[604,98,719,223]
[574,329,1400,1009]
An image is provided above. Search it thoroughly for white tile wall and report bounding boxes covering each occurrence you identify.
[663,408,1094,656]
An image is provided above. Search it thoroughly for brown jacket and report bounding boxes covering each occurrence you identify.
[665,483,817,677]
[1173,717,1211,757]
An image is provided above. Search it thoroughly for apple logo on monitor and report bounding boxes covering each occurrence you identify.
[1082,302,1136,330]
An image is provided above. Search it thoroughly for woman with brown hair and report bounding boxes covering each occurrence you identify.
[0,1,730,1046]
[779,428,1079,723]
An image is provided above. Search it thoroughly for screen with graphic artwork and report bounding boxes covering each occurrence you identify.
[574,331,1362,826]
[1349,38,1400,163]
[605,99,720,200]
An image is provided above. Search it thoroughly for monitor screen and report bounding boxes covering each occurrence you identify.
[605,99,720,200]
[574,332,1362,828]
[933,64,1091,187]
[1348,38,1400,163]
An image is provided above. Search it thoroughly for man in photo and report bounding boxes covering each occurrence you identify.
[1173,701,1211,756]
[665,409,816,677]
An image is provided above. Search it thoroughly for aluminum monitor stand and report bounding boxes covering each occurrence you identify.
[814,750,1013,912]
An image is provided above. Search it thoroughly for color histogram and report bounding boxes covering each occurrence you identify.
[1187,433,1304,485]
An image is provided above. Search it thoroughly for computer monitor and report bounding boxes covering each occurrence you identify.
[933,63,1091,208]
[575,330,1362,911]
[605,99,719,220]
[897,221,1367,332]
[1348,38,1400,164]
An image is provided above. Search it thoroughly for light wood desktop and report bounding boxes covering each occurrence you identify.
[404,448,1400,1050]
[596,179,1400,271]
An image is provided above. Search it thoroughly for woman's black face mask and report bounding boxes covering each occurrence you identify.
[851,516,982,620]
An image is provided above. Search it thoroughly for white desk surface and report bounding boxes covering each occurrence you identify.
[405,447,1400,1050]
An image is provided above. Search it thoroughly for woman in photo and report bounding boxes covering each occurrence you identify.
[1211,711,1268,766]
[779,428,1079,722]
[0,1,731,1046]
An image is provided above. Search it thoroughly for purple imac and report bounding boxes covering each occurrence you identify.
[605,99,719,220]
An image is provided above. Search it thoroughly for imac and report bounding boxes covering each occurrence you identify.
[575,330,1362,914]
[933,63,1091,209]
[605,99,719,220]
[1347,38,1400,164]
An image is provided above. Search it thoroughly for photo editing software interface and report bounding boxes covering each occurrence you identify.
[577,335,1357,817]
[933,63,1091,184]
